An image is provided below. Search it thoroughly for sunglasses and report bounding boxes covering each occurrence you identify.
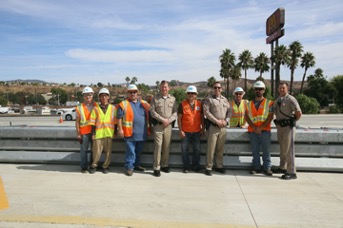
[255,88,264,91]
[187,92,197,95]
[235,93,243,96]
[213,87,221,89]
[128,91,137,94]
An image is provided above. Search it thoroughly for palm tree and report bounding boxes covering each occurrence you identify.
[207,76,216,88]
[155,80,160,94]
[125,77,130,87]
[271,45,290,97]
[300,52,316,94]
[231,64,242,90]
[254,52,270,80]
[130,77,138,84]
[238,50,254,92]
[220,49,235,96]
[288,41,303,93]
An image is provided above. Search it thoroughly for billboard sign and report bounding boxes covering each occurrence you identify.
[266,8,285,36]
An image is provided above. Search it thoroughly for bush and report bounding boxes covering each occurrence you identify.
[295,94,320,114]
[329,105,341,114]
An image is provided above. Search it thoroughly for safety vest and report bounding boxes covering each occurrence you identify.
[230,99,248,127]
[246,98,273,132]
[119,99,150,137]
[181,100,202,132]
[89,103,117,139]
[76,102,96,135]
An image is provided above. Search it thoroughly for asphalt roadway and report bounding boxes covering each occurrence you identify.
[0,114,343,227]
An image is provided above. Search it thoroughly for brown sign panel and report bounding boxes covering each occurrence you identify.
[266,29,285,44]
[266,8,285,36]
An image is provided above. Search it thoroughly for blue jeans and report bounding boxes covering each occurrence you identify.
[249,131,272,170]
[80,133,93,169]
[181,132,201,170]
[124,140,145,170]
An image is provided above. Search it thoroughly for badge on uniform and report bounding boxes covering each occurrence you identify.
[196,106,200,110]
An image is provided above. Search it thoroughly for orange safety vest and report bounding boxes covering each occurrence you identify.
[181,100,202,132]
[230,99,248,127]
[76,102,96,135]
[119,99,150,137]
[89,103,117,139]
[246,98,273,132]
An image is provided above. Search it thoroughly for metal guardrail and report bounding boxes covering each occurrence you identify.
[0,126,342,172]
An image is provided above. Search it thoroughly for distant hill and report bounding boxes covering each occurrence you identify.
[4,79,48,84]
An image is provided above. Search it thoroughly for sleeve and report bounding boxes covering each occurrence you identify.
[168,97,178,122]
[203,97,217,123]
[150,96,163,122]
[116,105,124,119]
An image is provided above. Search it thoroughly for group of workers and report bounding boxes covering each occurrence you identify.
[75,80,302,180]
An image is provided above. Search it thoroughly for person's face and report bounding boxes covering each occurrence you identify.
[187,92,197,101]
[99,93,109,105]
[254,88,265,98]
[160,83,169,96]
[127,90,138,101]
[83,93,93,104]
[234,92,243,101]
[278,84,288,97]
[213,83,222,96]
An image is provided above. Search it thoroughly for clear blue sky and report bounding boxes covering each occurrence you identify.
[0,0,342,86]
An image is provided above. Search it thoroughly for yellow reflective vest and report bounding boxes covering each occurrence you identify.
[89,103,117,139]
[230,99,248,127]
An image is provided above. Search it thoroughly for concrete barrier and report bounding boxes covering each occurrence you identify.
[0,126,342,172]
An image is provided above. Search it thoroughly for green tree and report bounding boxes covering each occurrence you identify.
[331,75,343,108]
[97,82,103,88]
[130,77,138,84]
[300,52,316,94]
[125,77,130,87]
[231,64,242,92]
[51,88,68,105]
[207,76,216,88]
[271,45,290,97]
[295,94,319,114]
[288,41,303,93]
[137,83,150,97]
[238,50,254,92]
[254,52,270,81]
[220,48,235,96]
[304,68,337,107]
[0,96,7,106]
[170,88,186,105]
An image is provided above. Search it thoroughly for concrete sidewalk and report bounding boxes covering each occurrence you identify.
[0,164,342,228]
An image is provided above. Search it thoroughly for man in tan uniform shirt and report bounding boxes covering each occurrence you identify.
[202,82,231,176]
[273,82,302,180]
[150,81,177,177]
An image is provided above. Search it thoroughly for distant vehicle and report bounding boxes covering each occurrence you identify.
[66,101,79,107]
[62,108,76,121]
[0,106,11,114]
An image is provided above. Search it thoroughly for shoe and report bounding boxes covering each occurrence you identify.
[126,169,133,176]
[263,169,273,176]
[183,168,189,173]
[281,173,297,180]
[102,168,110,174]
[214,167,226,174]
[81,168,88,173]
[134,166,146,172]
[89,168,96,174]
[153,170,161,177]
[250,169,258,175]
[273,168,287,174]
[205,170,212,176]
[161,167,170,173]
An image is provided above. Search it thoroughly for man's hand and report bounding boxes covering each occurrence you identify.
[162,118,170,127]
[118,129,124,138]
[179,130,185,138]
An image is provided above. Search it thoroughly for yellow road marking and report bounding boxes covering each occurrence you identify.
[0,215,258,228]
[0,176,9,210]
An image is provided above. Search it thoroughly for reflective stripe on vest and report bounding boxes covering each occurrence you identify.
[76,102,95,134]
[119,99,150,137]
[230,100,247,127]
[247,98,272,132]
[90,103,117,139]
[181,100,202,132]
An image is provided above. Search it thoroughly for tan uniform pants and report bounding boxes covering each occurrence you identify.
[276,125,296,174]
[206,125,227,170]
[91,137,112,169]
[153,124,172,170]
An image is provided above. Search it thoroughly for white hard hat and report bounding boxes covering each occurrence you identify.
[99,88,110,95]
[233,87,245,95]
[127,84,138,91]
[82,86,94,94]
[185,85,198,94]
[253,81,266,89]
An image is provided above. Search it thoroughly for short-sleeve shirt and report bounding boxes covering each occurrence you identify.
[274,94,301,120]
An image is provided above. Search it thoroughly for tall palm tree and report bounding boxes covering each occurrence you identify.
[287,41,303,93]
[125,77,130,87]
[220,49,235,96]
[271,45,290,97]
[207,76,216,88]
[130,77,138,84]
[238,50,254,92]
[231,64,242,90]
[300,52,316,94]
[254,52,270,80]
